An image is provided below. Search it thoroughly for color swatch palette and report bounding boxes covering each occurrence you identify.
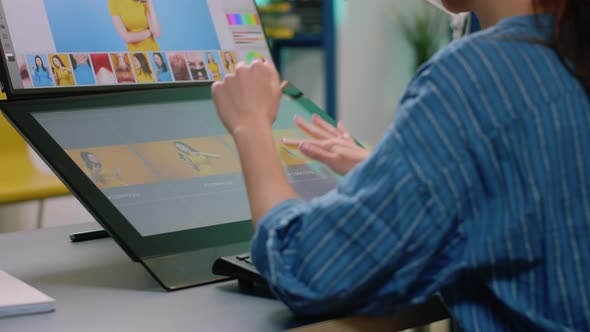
[226,13,261,26]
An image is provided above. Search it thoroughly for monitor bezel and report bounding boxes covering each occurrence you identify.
[0,84,332,264]
[0,0,273,99]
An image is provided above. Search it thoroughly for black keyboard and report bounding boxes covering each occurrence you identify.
[212,253,268,288]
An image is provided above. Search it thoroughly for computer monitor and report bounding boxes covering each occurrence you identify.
[0,0,273,95]
[2,85,340,290]
[0,0,340,291]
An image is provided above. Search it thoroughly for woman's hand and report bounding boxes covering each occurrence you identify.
[212,61,297,224]
[281,115,370,175]
[212,61,282,136]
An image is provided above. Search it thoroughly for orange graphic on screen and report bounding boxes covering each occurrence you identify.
[133,137,241,180]
[66,146,160,189]
[222,129,308,166]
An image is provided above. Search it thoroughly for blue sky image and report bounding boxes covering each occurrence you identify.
[43,0,220,53]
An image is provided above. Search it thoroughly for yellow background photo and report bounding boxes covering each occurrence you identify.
[66,145,160,189]
[133,137,241,180]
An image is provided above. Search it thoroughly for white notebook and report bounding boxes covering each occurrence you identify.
[0,270,55,318]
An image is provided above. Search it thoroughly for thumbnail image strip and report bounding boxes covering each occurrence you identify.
[167,52,191,81]
[48,54,76,86]
[185,51,211,81]
[150,52,173,82]
[131,52,155,83]
[27,54,54,87]
[16,55,32,88]
[66,145,161,189]
[133,137,241,180]
[90,53,117,85]
[221,51,237,74]
[204,51,224,81]
[110,53,137,84]
[69,53,96,85]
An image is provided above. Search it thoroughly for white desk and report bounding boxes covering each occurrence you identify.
[0,224,449,332]
[0,224,298,332]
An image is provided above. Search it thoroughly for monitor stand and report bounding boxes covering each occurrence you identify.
[69,229,110,243]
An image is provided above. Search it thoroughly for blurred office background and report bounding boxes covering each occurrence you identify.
[1,1,452,329]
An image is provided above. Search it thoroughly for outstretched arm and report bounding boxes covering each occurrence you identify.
[111,16,151,44]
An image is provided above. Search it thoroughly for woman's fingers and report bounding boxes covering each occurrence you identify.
[281,137,338,151]
[311,114,340,136]
[294,115,332,140]
[293,114,354,144]
[336,121,352,137]
[299,142,338,163]
[280,138,304,149]
[298,141,364,175]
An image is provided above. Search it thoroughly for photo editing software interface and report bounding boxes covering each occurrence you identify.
[0,0,273,91]
[32,99,339,237]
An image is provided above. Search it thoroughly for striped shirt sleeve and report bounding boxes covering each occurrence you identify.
[251,61,477,317]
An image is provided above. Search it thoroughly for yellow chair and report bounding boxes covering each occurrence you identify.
[0,112,69,228]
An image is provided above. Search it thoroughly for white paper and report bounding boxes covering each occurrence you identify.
[0,270,55,318]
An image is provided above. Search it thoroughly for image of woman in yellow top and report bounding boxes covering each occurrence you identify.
[108,0,161,51]
[206,53,223,81]
[51,55,75,86]
[174,141,220,176]
[80,152,127,188]
[132,53,154,83]
[222,51,236,74]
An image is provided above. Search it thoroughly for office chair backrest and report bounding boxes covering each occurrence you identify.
[0,113,27,155]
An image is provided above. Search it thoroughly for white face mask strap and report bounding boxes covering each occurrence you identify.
[423,0,472,40]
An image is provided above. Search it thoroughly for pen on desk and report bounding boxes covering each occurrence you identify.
[69,229,110,243]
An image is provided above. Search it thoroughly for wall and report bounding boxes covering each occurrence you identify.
[337,0,417,145]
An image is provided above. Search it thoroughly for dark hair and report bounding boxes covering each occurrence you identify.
[34,55,47,72]
[52,55,66,68]
[69,54,78,70]
[153,52,168,73]
[223,52,234,71]
[69,54,88,70]
[206,53,216,64]
[133,53,152,75]
[174,141,198,153]
[80,152,101,169]
[534,0,590,94]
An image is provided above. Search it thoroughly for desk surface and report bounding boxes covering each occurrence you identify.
[0,224,298,332]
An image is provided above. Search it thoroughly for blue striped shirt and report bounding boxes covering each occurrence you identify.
[252,15,590,331]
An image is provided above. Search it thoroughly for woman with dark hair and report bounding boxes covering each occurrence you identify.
[69,53,96,85]
[80,152,126,187]
[30,55,53,87]
[51,55,74,86]
[174,141,219,175]
[152,52,172,82]
[132,52,154,83]
[206,53,222,81]
[212,0,590,330]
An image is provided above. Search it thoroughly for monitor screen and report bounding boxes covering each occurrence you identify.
[31,96,338,237]
[0,0,272,93]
